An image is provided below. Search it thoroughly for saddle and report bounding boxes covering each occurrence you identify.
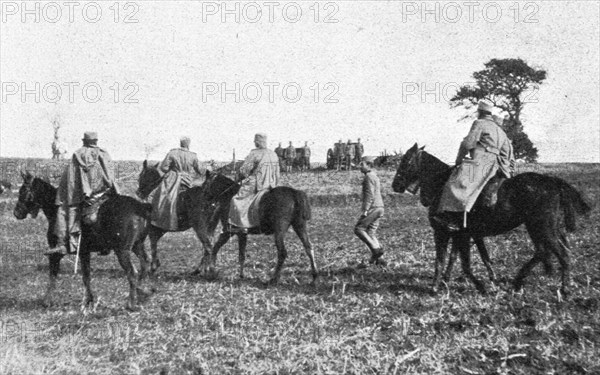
[474,173,506,211]
[81,188,115,225]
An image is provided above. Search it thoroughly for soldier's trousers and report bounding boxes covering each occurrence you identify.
[53,203,81,250]
[354,207,384,253]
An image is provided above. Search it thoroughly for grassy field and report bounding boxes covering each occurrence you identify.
[0,160,599,374]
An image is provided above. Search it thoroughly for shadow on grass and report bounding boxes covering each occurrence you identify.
[149,263,438,297]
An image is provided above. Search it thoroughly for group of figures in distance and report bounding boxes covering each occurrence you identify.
[274,141,312,172]
[326,139,365,170]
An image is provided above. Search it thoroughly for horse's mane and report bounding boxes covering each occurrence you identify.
[420,151,450,174]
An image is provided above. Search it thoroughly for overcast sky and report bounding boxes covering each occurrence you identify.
[1,1,598,163]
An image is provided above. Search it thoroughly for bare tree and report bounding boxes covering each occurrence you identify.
[51,116,67,160]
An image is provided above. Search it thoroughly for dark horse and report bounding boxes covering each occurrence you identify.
[136,161,215,275]
[392,143,591,295]
[197,171,319,284]
[13,172,153,310]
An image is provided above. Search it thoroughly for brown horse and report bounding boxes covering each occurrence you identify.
[136,161,217,276]
[197,171,318,285]
[392,143,591,295]
[13,172,153,310]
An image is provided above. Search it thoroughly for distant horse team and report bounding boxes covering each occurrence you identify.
[11,119,592,310]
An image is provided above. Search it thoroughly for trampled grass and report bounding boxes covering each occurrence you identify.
[0,160,599,374]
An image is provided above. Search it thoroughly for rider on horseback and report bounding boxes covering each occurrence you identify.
[45,131,119,256]
[228,133,280,234]
[150,136,203,231]
[434,100,515,231]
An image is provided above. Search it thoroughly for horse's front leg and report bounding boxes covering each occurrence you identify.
[432,229,450,294]
[443,234,461,282]
[453,233,486,294]
[238,234,248,279]
[474,237,496,282]
[42,253,63,307]
[114,246,139,311]
[80,250,94,307]
[148,226,164,275]
[192,223,220,279]
[133,241,154,297]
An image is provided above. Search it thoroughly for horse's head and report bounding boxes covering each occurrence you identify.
[392,143,425,194]
[137,160,161,199]
[14,171,41,219]
[200,170,239,204]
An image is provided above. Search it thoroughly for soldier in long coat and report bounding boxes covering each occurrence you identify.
[151,136,202,231]
[355,138,364,164]
[435,100,515,231]
[274,142,284,172]
[284,141,296,173]
[345,139,355,170]
[228,133,280,232]
[46,131,119,255]
[302,141,311,171]
[334,139,345,171]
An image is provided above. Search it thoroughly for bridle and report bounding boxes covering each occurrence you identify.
[137,168,164,199]
[15,178,41,218]
[400,149,423,194]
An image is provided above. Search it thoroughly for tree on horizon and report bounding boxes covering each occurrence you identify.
[450,58,546,162]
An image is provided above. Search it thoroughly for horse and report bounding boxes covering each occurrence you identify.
[136,161,215,276]
[13,172,153,310]
[392,143,591,295]
[197,171,319,285]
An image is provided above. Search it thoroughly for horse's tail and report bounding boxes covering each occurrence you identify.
[556,178,591,232]
[295,190,312,221]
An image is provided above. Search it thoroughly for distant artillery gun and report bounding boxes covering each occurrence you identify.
[374,150,403,169]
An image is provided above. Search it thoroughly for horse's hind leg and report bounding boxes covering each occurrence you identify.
[113,247,139,311]
[80,250,94,307]
[432,230,450,293]
[238,234,248,279]
[195,231,230,279]
[474,237,495,282]
[292,220,318,285]
[43,254,63,306]
[552,229,572,296]
[268,228,289,285]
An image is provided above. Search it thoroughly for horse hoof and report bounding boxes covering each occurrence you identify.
[137,287,153,298]
[126,302,140,312]
[190,268,202,276]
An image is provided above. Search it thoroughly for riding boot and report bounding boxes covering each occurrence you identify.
[44,244,68,256]
[369,247,386,266]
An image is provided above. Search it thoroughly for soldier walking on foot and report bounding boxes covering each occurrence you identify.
[354,157,386,266]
